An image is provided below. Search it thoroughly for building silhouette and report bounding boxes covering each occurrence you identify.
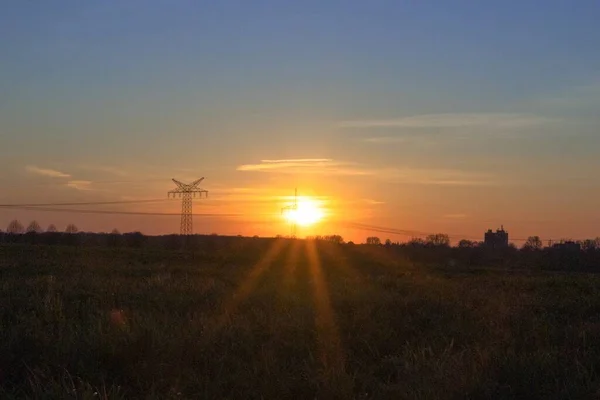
[484,226,509,248]
[552,241,581,252]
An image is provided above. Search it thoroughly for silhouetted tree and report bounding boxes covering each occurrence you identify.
[458,239,476,248]
[107,228,122,247]
[125,231,145,248]
[426,233,450,247]
[366,236,381,245]
[324,235,344,244]
[26,221,42,233]
[408,238,426,247]
[385,238,392,247]
[582,239,597,251]
[523,236,543,251]
[7,220,24,234]
[65,224,78,234]
[47,224,57,233]
[61,224,79,246]
[24,221,41,244]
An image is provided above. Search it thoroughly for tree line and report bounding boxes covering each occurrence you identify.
[4,219,600,251]
[4,219,79,235]
[3,220,600,271]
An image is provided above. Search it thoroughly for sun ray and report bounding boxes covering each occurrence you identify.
[211,238,288,333]
[282,239,302,291]
[305,240,347,377]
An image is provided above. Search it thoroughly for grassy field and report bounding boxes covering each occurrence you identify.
[2,240,600,399]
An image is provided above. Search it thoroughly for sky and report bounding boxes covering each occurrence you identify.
[1,0,600,243]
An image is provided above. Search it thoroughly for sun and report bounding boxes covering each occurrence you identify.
[284,198,324,226]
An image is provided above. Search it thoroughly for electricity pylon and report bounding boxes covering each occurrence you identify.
[168,178,208,235]
[281,188,298,238]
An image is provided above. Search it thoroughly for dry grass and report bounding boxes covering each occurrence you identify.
[1,241,600,399]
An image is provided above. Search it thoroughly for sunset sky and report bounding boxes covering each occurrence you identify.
[2,1,600,243]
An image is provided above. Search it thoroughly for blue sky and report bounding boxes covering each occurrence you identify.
[1,1,599,241]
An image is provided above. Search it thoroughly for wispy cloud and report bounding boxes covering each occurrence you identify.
[361,136,442,146]
[261,158,333,163]
[382,167,493,186]
[237,159,337,171]
[238,158,495,186]
[361,199,385,205]
[66,180,93,191]
[362,136,408,144]
[339,113,554,130]
[26,165,71,178]
[237,159,370,176]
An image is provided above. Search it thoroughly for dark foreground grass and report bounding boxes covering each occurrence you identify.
[2,241,600,399]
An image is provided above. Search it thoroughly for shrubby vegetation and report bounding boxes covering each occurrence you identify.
[1,239,600,398]
[2,226,600,398]
[2,226,599,272]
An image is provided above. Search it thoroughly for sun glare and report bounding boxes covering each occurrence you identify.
[284,198,324,226]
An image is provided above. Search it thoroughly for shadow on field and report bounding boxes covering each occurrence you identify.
[2,242,600,399]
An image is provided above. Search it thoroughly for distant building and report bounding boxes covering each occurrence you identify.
[484,226,509,248]
[552,241,581,252]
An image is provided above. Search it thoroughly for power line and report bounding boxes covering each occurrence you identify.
[1,196,593,243]
[0,192,273,208]
[342,222,437,237]
[0,206,240,217]
[0,199,170,207]
[339,221,563,243]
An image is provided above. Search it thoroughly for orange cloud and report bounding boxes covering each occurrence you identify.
[66,180,94,191]
[237,159,495,186]
[338,113,555,129]
[25,165,71,178]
